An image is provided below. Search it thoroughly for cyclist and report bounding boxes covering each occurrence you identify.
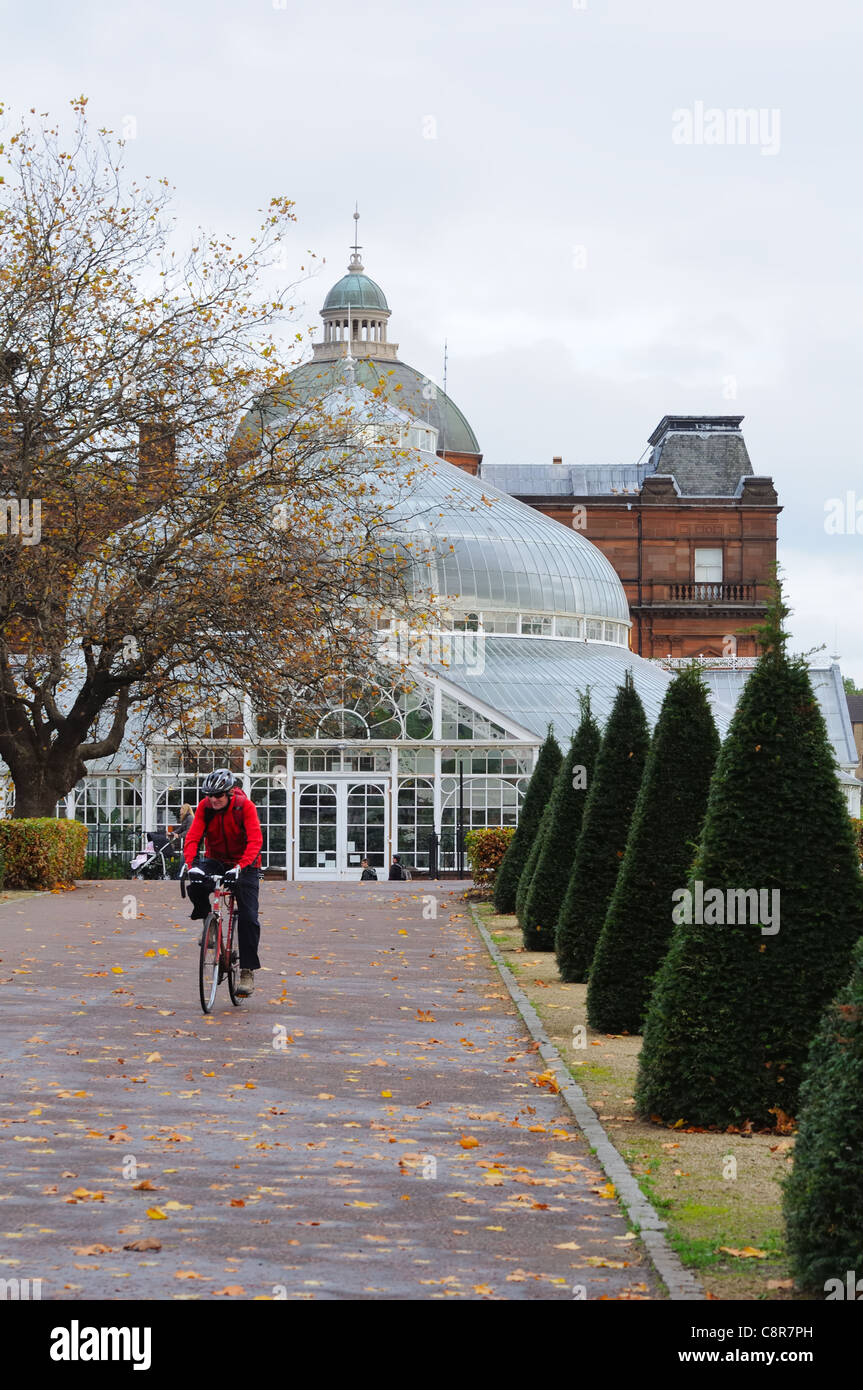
[184,769,263,996]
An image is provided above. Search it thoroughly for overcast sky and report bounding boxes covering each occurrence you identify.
[5,0,862,679]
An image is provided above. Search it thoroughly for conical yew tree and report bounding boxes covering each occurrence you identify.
[635,584,863,1128]
[587,667,719,1033]
[515,797,551,928]
[521,697,602,951]
[493,728,562,915]
[783,938,863,1292]
[555,672,649,982]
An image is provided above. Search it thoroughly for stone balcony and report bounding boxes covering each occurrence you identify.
[635,581,762,606]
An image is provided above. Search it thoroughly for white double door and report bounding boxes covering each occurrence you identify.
[294,778,390,880]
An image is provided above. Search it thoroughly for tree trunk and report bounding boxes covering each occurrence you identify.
[12,783,71,818]
[4,754,84,819]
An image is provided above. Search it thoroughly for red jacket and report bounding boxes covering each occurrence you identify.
[184,788,263,870]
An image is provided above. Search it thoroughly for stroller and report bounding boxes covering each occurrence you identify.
[130,829,182,880]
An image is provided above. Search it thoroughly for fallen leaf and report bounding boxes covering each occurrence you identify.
[590,1183,616,1200]
[718,1246,767,1259]
[123,1238,162,1252]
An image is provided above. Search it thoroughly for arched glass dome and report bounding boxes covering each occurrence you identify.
[390,456,630,627]
[318,385,630,632]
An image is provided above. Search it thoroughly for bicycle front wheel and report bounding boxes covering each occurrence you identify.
[226,901,242,1007]
[198,912,220,1013]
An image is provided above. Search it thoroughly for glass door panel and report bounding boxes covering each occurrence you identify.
[297,783,338,871]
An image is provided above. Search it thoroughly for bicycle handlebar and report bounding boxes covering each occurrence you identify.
[180,863,238,899]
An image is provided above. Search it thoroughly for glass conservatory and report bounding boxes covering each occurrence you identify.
[2,383,681,877]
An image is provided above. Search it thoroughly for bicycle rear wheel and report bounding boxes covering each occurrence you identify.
[226,900,242,1006]
[198,912,220,1013]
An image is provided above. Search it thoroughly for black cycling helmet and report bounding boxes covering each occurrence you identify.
[201,768,234,797]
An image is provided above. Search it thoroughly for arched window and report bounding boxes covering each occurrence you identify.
[397,777,435,869]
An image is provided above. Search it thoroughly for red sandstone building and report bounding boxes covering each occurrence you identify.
[480,416,780,659]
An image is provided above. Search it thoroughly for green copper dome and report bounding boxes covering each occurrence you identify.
[323,273,389,313]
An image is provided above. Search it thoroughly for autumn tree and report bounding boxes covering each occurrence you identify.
[0,100,423,816]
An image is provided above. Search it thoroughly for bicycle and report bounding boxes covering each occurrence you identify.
[180,866,243,1014]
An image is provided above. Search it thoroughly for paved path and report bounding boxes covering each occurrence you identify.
[0,881,660,1300]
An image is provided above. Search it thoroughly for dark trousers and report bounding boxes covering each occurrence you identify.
[187,858,261,971]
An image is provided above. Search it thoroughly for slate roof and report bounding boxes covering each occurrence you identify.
[846,694,863,725]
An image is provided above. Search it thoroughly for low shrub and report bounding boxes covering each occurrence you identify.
[465,827,515,887]
[0,818,89,889]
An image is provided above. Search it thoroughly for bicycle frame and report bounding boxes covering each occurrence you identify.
[182,867,241,1013]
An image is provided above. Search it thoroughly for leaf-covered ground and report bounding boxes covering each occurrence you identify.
[0,882,660,1300]
[479,906,803,1300]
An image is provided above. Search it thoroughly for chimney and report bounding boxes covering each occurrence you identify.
[552,455,562,466]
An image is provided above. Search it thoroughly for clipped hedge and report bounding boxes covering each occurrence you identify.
[587,667,719,1034]
[521,701,601,952]
[635,592,863,1128]
[556,672,649,982]
[851,817,863,867]
[465,827,515,887]
[783,938,863,1291]
[493,730,562,913]
[0,818,89,889]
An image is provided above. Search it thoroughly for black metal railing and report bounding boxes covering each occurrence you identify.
[81,825,143,879]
